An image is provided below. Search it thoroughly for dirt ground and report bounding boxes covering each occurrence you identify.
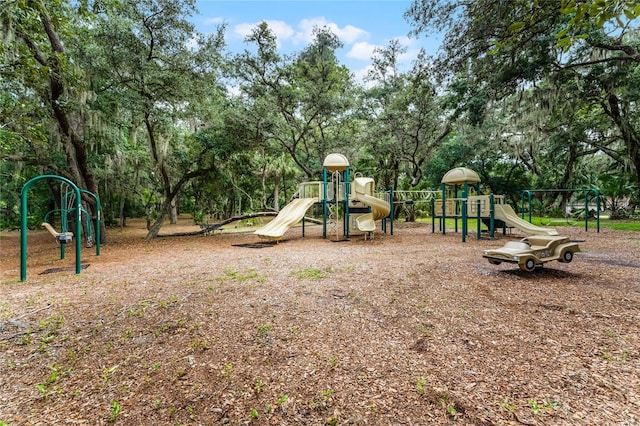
[1,217,639,425]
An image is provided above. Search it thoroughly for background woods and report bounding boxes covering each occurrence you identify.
[1,0,638,236]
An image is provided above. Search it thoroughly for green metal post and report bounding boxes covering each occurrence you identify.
[522,190,532,222]
[433,196,436,233]
[389,186,394,235]
[21,175,82,282]
[584,190,588,232]
[594,188,600,232]
[344,167,350,238]
[441,183,446,234]
[489,194,495,238]
[476,198,481,240]
[81,190,101,256]
[322,167,328,238]
[503,194,508,235]
[461,189,467,242]
[454,184,459,233]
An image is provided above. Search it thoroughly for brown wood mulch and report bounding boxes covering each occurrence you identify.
[0,218,638,425]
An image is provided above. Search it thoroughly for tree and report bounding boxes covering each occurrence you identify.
[362,42,450,189]
[1,0,101,231]
[86,0,227,238]
[405,0,640,200]
[233,23,355,181]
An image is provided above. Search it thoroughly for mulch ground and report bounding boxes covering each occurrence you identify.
[1,218,639,425]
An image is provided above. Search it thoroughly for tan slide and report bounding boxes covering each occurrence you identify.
[493,204,558,236]
[254,198,317,240]
[352,177,390,232]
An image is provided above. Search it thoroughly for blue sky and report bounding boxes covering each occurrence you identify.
[193,0,442,81]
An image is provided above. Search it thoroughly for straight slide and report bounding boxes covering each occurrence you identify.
[254,198,317,240]
[494,204,558,236]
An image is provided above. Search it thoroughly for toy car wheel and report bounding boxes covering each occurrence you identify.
[488,259,502,265]
[562,250,573,263]
[520,258,536,272]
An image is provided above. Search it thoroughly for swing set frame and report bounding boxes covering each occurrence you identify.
[20,175,101,281]
[521,188,601,232]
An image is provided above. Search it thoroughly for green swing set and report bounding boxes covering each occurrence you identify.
[20,175,101,281]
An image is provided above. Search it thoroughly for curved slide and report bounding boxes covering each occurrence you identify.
[355,193,390,221]
[352,177,390,232]
[494,204,558,236]
[254,198,317,240]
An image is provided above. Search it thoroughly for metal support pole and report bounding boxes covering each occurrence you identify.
[594,188,600,232]
[344,167,350,238]
[461,190,467,243]
[476,198,481,240]
[489,194,495,238]
[322,167,328,238]
[441,183,446,234]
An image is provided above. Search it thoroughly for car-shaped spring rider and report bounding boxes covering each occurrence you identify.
[483,235,581,272]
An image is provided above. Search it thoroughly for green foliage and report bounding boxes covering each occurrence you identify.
[1,0,638,233]
[35,364,70,398]
[598,172,638,219]
[108,400,122,422]
[558,0,640,48]
[406,0,640,205]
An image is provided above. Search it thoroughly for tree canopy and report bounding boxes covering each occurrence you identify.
[1,0,638,236]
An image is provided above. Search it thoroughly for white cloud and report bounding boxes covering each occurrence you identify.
[230,17,369,51]
[186,34,200,51]
[347,36,422,71]
[295,17,369,45]
[232,20,295,46]
[352,65,373,87]
[346,37,421,66]
[204,16,225,25]
[346,41,380,61]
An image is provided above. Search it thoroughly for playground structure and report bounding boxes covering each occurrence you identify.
[40,222,74,243]
[392,189,436,222]
[432,167,560,242]
[431,167,602,242]
[20,175,101,281]
[254,153,392,241]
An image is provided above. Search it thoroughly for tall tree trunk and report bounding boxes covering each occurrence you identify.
[272,173,281,211]
[170,198,178,224]
[603,87,640,200]
[19,5,104,243]
[144,115,173,239]
[119,197,127,228]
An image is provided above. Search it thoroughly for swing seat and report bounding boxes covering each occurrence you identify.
[57,234,73,243]
[41,222,74,243]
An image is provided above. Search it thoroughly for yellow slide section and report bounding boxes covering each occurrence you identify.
[254,198,317,240]
[352,177,390,232]
[356,193,390,221]
[494,204,558,236]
